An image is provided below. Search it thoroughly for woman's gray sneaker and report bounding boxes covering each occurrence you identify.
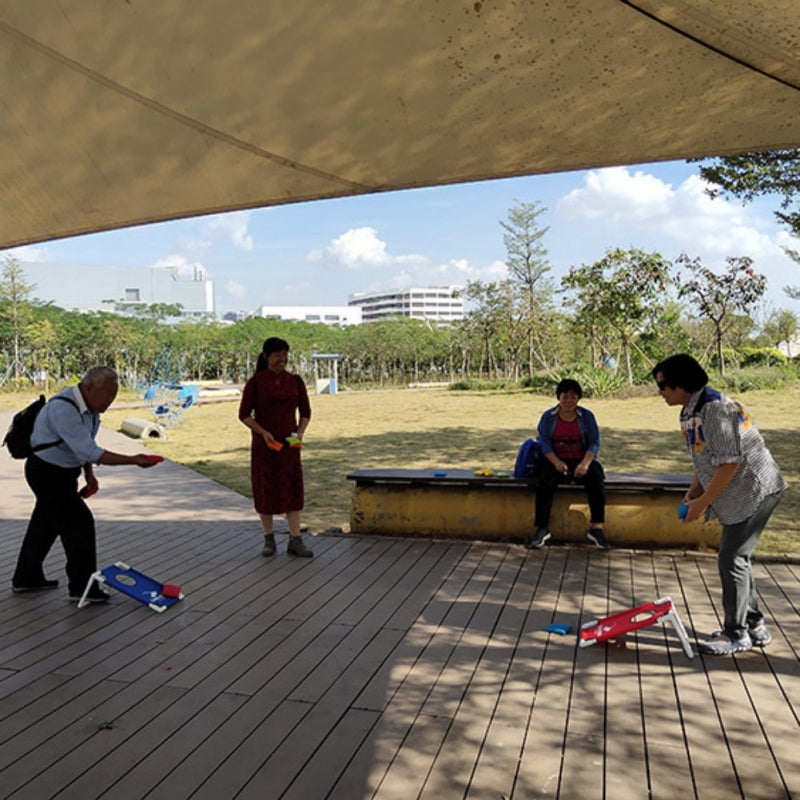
[699,630,753,655]
[749,623,772,647]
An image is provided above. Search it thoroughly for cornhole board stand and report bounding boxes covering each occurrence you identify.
[579,596,694,659]
[78,561,184,612]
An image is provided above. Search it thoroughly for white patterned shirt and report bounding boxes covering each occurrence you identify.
[680,387,786,524]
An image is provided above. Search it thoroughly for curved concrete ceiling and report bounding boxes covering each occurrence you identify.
[2,0,800,249]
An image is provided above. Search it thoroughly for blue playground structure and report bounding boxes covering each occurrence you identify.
[143,382,200,428]
[141,350,199,428]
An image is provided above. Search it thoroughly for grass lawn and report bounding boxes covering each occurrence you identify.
[90,385,800,555]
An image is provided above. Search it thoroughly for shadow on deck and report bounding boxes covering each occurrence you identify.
[1,418,798,799]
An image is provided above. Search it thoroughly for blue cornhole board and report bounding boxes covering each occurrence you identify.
[78,561,184,612]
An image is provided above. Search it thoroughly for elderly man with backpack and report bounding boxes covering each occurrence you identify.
[10,366,161,603]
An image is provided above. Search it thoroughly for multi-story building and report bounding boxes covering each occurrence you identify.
[347,286,463,323]
[253,305,362,325]
[20,262,215,319]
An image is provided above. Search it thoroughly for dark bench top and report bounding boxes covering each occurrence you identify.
[347,468,693,492]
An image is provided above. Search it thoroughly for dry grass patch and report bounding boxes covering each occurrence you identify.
[98,386,800,554]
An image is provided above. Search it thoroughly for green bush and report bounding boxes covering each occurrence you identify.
[738,346,788,367]
[448,379,517,391]
[537,366,629,398]
[720,366,799,393]
[518,374,557,394]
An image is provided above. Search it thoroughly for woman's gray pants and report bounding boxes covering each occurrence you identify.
[718,490,784,638]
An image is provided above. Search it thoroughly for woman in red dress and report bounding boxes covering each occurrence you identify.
[239,337,313,557]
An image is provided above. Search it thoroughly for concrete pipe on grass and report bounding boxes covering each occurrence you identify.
[121,417,167,440]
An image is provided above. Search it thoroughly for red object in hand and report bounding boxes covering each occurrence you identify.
[79,484,98,498]
[144,455,164,463]
[267,440,284,451]
[161,583,181,598]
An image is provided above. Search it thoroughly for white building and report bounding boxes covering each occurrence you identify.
[778,333,800,359]
[347,286,463,323]
[20,262,214,319]
[254,305,362,325]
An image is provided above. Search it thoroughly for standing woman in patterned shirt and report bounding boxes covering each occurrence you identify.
[239,337,313,558]
[653,354,786,656]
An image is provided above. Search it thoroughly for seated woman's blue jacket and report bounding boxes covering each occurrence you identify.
[536,405,601,459]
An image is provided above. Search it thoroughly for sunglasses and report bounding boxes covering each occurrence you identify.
[656,380,668,390]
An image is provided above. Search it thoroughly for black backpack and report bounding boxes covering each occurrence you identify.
[2,394,79,459]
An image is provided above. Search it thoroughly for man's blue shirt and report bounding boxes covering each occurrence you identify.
[30,385,104,467]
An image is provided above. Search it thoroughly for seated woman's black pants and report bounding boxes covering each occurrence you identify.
[533,457,606,530]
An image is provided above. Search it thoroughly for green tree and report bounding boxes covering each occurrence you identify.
[761,308,799,357]
[0,254,36,383]
[462,280,514,379]
[697,149,800,234]
[675,254,767,377]
[562,248,672,384]
[696,150,800,297]
[25,318,58,390]
[500,200,553,374]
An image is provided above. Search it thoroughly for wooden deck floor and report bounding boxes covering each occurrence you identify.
[1,416,799,799]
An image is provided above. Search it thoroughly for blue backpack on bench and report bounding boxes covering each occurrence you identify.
[513,438,541,479]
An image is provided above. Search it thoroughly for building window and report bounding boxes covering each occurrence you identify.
[125,288,140,302]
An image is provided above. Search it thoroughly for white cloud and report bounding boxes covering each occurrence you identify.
[557,167,780,259]
[485,259,509,280]
[202,210,254,251]
[320,227,394,268]
[225,279,246,298]
[558,166,673,222]
[2,245,48,262]
[555,165,800,310]
[284,280,315,292]
[178,236,213,255]
[311,227,505,293]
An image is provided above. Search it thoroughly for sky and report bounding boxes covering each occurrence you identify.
[6,159,800,321]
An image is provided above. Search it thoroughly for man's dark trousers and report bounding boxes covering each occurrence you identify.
[12,455,96,595]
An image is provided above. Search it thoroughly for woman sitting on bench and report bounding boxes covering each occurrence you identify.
[527,378,608,550]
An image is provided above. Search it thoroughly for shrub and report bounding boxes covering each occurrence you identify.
[720,366,799,393]
[449,378,517,391]
[541,366,629,398]
[738,346,788,368]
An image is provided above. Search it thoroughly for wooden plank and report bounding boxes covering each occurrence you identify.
[41,553,371,795]
[460,549,551,799]
[278,707,382,800]
[668,555,754,798]
[2,460,800,800]
[691,555,794,799]
[507,548,590,798]
[417,551,532,797]
[558,550,620,800]
[328,546,503,797]
[631,554,696,800]
[347,468,693,491]
[113,540,455,799]
[191,544,490,797]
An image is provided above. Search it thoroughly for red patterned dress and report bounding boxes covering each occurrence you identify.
[238,369,311,514]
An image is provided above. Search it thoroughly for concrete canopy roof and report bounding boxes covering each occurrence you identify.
[2,0,800,250]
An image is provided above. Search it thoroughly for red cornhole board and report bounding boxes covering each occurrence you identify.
[78,561,184,612]
[579,596,694,659]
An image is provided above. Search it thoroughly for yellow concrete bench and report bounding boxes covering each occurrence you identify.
[347,468,721,549]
